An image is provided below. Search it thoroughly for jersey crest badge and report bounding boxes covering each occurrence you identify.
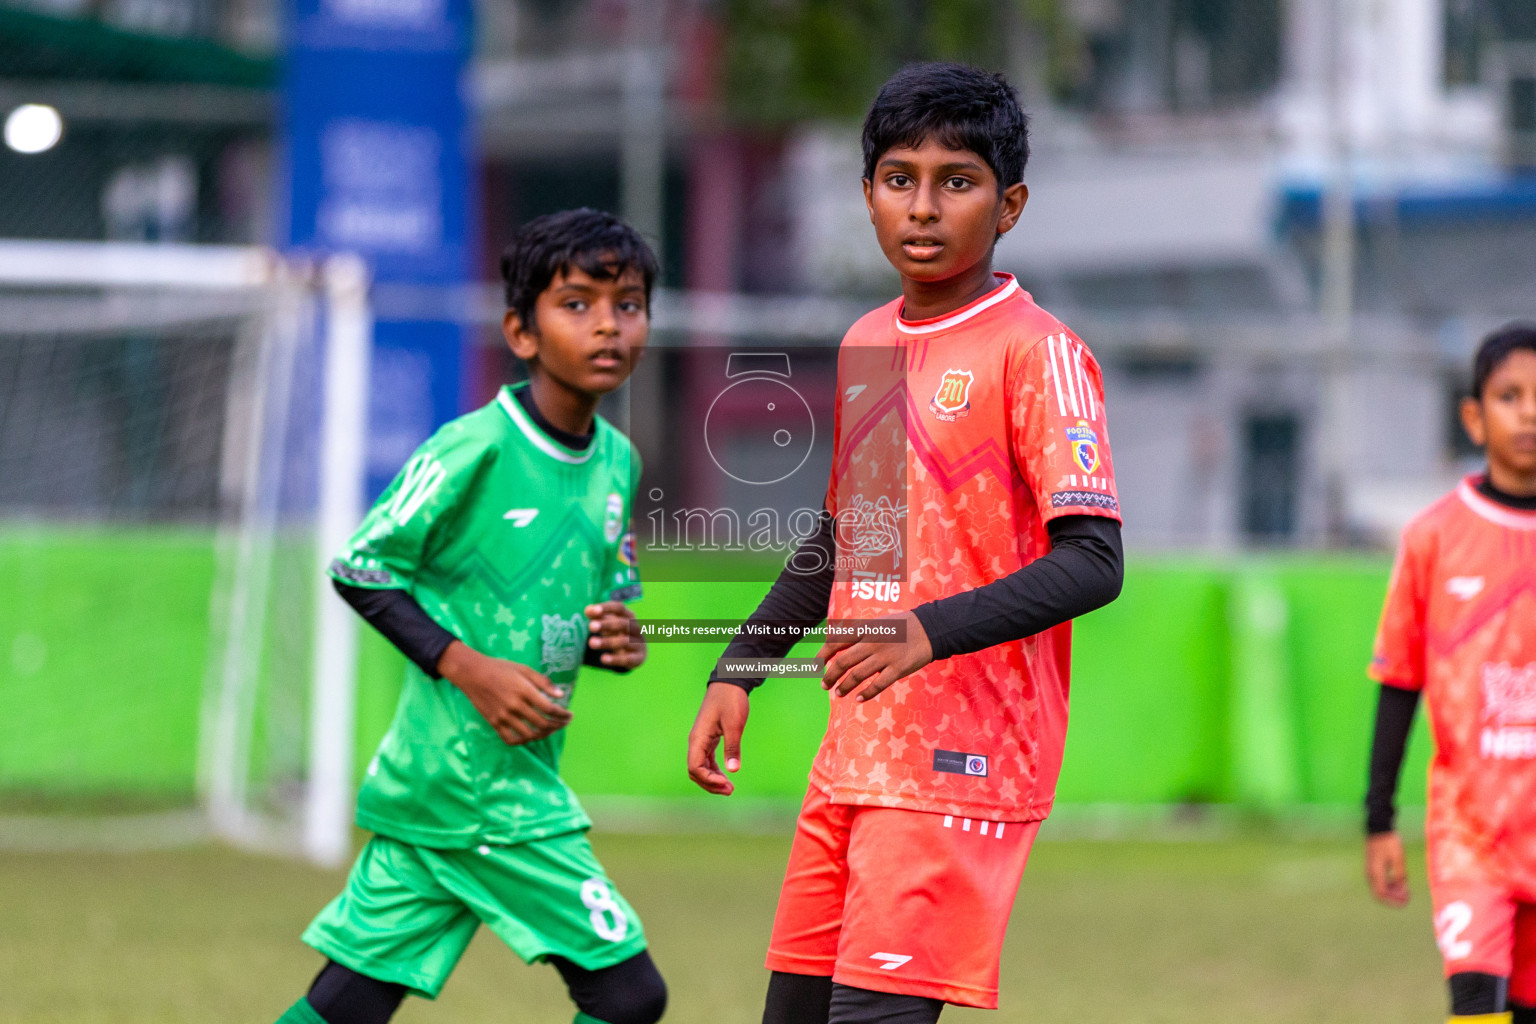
[618,531,637,567]
[929,369,973,422]
[1066,420,1100,475]
[541,613,585,674]
[603,493,624,543]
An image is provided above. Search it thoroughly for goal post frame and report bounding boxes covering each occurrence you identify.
[305,254,370,868]
[0,241,369,866]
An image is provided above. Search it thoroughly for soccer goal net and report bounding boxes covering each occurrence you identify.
[0,241,368,866]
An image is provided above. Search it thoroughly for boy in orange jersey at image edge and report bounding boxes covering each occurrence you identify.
[687,63,1124,1024]
[1366,323,1536,1024]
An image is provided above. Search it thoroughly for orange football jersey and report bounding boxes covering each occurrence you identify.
[812,274,1120,822]
[1371,478,1536,894]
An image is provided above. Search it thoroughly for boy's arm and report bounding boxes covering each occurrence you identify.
[333,579,570,744]
[1362,532,1427,907]
[706,510,837,692]
[911,515,1122,661]
[819,515,1121,699]
[1365,683,1421,836]
[687,512,835,795]
[915,326,1122,659]
[1365,682,1419,908]
[334,580,457,677]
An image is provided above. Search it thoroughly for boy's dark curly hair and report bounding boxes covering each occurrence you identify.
[861,62,1030,191]
[1472,322,1536,398]
[500,208,659,331]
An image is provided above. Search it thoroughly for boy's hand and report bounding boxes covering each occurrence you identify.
[1365,831,1410,907]
[585,601,646,670]
[687,682,750,796]
[818,611,933,702]
[437,641,572,746]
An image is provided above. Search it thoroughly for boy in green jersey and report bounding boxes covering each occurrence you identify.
[276,209,664,1024]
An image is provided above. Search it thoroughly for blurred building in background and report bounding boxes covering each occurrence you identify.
[3,0,1535,548]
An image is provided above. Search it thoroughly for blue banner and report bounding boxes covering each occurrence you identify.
[280,0,476,497]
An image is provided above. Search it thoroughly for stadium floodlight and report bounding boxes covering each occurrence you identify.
[0,241,369,867]
[4,104,63,154]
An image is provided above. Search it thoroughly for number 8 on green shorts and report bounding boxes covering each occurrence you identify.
[303,831,648,999]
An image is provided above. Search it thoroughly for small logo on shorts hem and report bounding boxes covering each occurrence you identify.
[870,952,912,970]
[933,749,988,777]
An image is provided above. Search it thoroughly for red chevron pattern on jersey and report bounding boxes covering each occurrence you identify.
[813,274,1120,822]
[1372,478,1536,904]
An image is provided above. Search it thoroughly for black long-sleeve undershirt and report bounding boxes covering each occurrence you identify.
[915,515,1123,660]
[334,581,622,678]
[1365,683,1422,834]
[1363,473,1536,835]
[333,581,458,678]
[709,511,1124,691]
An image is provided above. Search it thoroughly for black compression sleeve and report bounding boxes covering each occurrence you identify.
[911,515,1123,661]
[550,950,668,1024]
[828,983,944,1024]
[762,972,833,1024]
[708,510,836,692]
[1366,683,1422,834]
[1448,972,1508,1016]
[333,580,457,678]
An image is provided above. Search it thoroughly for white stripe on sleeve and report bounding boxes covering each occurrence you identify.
[1056,336,1081,417]
[1074,343,1096,419]
[1046,334,1068,417]
[1059,336,1083,416]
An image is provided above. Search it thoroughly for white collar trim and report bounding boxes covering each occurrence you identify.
[894,275,1020,336]
[1457,479,1536,530]
[498,389,595,465]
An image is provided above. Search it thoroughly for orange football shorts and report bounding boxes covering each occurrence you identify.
[764,780,1040,1009]
[1431,878,1536,1003]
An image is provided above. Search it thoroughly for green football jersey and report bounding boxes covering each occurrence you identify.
[329,382,642,848]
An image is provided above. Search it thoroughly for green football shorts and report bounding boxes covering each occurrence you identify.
[302,830,647,998]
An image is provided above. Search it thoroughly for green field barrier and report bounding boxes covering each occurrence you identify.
[0,530,1431,814]
[0,527,212,801]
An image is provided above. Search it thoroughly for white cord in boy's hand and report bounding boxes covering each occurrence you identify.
[437,640,573,746]
[585,601,647,670]
[687,682,750,796]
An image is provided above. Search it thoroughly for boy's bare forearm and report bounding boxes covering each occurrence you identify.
[435,639,477,682]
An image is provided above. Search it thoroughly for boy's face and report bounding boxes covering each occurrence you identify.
[1462,348,1536,482]
[862,138,1027,286]
[502,263,648,397]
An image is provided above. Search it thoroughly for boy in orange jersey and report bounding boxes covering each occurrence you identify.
[687,63,1123,1023]
[1365,323,1536,1024]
